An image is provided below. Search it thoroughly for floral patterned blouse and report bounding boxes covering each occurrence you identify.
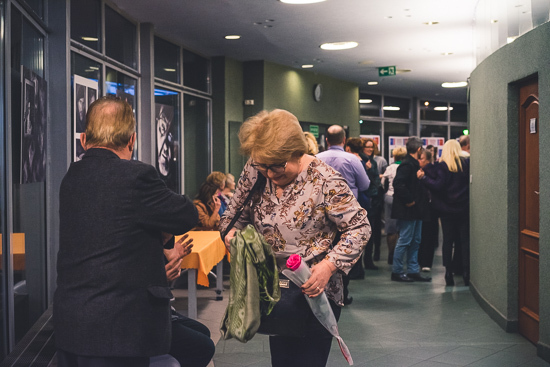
[219,158,371,305]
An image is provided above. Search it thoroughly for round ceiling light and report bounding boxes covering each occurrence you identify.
[225,35,241,40]
[320,41,358,50]
[442,81,468,88]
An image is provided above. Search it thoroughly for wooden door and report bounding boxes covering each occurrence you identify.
[518,79,540,344]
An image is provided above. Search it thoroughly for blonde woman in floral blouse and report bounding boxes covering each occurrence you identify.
[220,109,371,367]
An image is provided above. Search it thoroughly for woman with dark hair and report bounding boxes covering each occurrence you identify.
[193,181,222,230]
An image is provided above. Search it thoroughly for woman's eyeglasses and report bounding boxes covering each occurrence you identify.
[251,161,287,174]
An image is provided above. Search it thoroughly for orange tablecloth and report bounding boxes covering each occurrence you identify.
[177,231,226,287]
[0,233,26,270]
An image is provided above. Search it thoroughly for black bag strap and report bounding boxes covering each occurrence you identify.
[221,174,266,240]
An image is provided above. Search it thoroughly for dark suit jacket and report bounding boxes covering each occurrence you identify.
[54,148,198,357]
[391,154,430,221]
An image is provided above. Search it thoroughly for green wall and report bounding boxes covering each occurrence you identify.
[214,58,360,177]
[469,21,550,362]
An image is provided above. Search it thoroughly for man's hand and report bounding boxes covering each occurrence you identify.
[365,160,372,169]
[417,170,425,179]
[164,234,194,282]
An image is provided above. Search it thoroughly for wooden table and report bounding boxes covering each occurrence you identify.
[176,231,226,319]
[0,233,26,270]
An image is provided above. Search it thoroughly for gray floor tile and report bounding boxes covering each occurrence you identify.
[177,239,550,366]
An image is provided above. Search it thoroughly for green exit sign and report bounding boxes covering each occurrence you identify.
[378,66,396,77]
[309,125,319,138]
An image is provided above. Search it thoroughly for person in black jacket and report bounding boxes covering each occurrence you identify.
[54,96,199,366]
[390,137,431,282]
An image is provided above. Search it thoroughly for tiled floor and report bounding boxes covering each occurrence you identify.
[172,244,550,367]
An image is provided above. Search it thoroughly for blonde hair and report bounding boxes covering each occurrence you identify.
[440,140,463,173]
[85,96,136,150]
[392,146,407,161]
[206,171,226,189]
[303,131,319,155]
[239,109,308,163]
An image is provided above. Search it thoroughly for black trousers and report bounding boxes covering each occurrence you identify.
[269,300,341,367]
[440,214,470,270]
[418,214,439,268]
[170,311,215,367]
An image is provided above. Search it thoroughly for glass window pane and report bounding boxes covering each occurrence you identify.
[71,53,101,160]
[155,37,180,84]
[155,88,181,193]
[24,0,44,19]
[383,96,410,119]
[183,49,209,92]
[359,120,381,136]
[105,6,136,69]
[70,0,101,52]
[10,8,47,345]
[420,124,447,138]
[184,94,210,197]
[105,68,138,158]
[359,93,381,117]
[420,100,448,121]
[451,125,468,140]
[451,103,467,122]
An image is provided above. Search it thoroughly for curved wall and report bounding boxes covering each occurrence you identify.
[469,20,550,362]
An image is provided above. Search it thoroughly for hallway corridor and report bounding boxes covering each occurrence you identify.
[209,245,549,367]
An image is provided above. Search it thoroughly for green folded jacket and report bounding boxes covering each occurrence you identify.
[220,225,280,343]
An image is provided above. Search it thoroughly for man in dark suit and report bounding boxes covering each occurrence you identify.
[54,96,199,366]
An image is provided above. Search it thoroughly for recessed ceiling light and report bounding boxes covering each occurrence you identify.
[302,64,314,68]
[89,66,99,70]
[225,35,241,40]
[367,81,379,85]
[359,60,375,65]
[424,101,430,106]
[433,106,454,111]
[491,19,498,23]
[320,41,358,50]
[441,52,453,56]
[396,69,411,74]
[385,16,393,19]
[383,106,400,111]
[441,81,468,88]
[280,0,326,3]
[422,21,439,25]
[359,99,373,104]
[82,36,98,42]
[164,68,176,72]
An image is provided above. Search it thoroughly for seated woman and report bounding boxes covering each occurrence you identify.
[193,181,222,230]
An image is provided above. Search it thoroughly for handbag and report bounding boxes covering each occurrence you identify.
[256,273,311,337]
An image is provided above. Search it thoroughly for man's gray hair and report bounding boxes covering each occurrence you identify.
[406,136,423,154]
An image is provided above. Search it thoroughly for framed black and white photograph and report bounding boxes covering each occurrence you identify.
[73,75,99,161]
[155,103,178,192]
[21,66,47,184]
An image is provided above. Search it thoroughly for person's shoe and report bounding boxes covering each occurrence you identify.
[445,270,455,286]
[421,267,431,272]
[344,297,353,305]
[391,273,414,282]
[407,273,432,282]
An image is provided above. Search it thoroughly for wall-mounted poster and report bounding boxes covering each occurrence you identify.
[21,66,47,184]
[73,75,99,161]
[155,103,178,192]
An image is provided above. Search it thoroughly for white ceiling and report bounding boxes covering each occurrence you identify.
[110,0,479,103]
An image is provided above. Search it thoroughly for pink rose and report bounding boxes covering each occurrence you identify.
[286,254,302,271]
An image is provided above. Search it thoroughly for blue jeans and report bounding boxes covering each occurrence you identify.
[392,220,422,274]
